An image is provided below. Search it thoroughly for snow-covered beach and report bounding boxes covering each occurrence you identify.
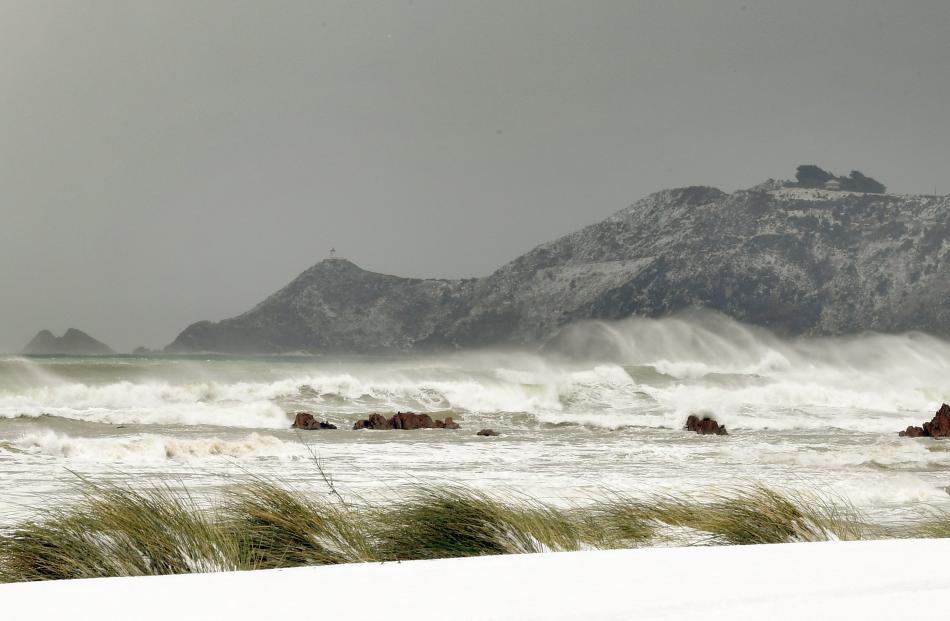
[3,539,948,620]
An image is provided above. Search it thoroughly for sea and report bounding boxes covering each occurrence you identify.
[2,311,950,525]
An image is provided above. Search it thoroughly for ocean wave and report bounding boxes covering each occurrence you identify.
[2,313,950,432]
[552,310,950,376]
[5,430,305,462]
[717,440,950,471]
[0,394,292,429]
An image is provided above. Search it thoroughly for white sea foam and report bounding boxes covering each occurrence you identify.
[0,396,291,428]
[7,430,304,462]
[717,439,950,470]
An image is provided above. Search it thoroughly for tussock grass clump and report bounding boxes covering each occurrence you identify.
[588,499,657,545]
[373,488,586,560]
[590,485,870,546]
[0,484,242,583]
[636,485,870,545]
[899,508,950,539]
[1,513,122,582]
[701,485,870,544]
[914,521,950,539]
[224,482,375,568]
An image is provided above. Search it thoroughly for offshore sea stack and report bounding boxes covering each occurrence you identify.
[353,412,460,430]
[22,328,114,355]
[685,415,728,436]
[899,404,950,438]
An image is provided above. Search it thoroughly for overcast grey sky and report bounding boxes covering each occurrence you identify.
[1,0,948,352]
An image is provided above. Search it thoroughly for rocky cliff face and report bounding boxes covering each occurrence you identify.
[22,328,114,355]
[166,182,950,353]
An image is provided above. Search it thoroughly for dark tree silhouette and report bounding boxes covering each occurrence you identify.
[840,170,886,194]
[795,165,834,187]
[793,165,886,193]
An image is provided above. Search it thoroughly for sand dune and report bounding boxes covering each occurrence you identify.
[2,539,948,620]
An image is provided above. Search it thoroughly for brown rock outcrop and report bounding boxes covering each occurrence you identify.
[353,413,390,430]
[353,412,460,430]
[476,428,500,436]
[899,404,950,438]
[390,412,435,430]
[291,412,338,430]
[434,417,460,429]
[685,415,728,436]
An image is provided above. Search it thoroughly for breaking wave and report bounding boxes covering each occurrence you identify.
[4,430,305,462]
[1,311,948,431]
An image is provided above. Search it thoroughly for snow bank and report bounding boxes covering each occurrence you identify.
[2,539,949,620]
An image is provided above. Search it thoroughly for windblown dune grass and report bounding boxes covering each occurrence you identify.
[0,483,242,582]
[902,506,950,540]
[647,485,871,544]
[224,482,374,568]
[0,480,942,583]
[374,488,588,560]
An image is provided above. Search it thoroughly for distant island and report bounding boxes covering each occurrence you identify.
[22,329,114,355]
[164,167,948,354]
